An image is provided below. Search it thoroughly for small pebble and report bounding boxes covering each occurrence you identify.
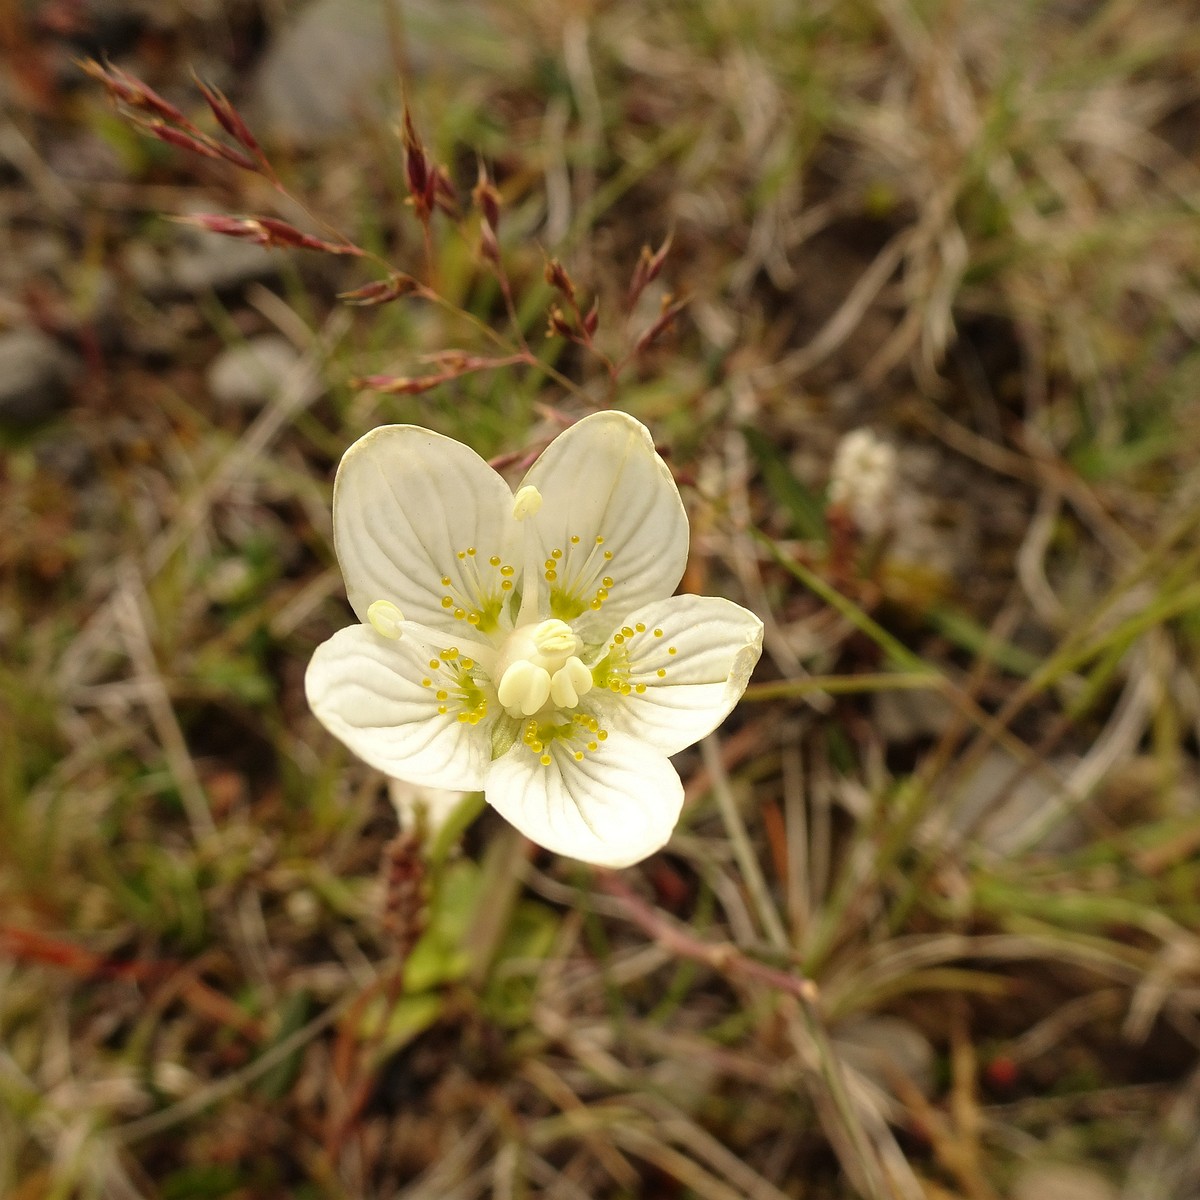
[0,329,81,426]
[1012,1162,1117,1200]
[206,335,302,409]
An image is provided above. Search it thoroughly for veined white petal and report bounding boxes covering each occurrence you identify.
[486,732,684,868]
[306,625,490,788]
[519,411,689,632]
[333,424,516,632]
[598,595,764,757]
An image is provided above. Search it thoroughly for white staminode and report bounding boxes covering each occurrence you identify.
[306,411,765,868]
[367,599,405,639]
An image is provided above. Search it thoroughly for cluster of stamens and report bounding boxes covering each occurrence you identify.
[521,711,609,767]
[546,535,617,620]
[597,623,678,695]
[438,547,514,632]
[419,647,489,724]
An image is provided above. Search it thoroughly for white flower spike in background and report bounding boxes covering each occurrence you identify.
[306,411,763,868]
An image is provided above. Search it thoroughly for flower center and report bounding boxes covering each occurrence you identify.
[494,618,594,717]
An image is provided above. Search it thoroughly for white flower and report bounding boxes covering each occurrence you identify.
[305,411,763,868]
[827,428,897,537]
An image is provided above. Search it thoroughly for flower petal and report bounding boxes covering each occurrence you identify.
[520,411,689,630]
[599,595,764,756]
[486,732,684,867]
[333,424,515,630]
[306,624,489,788]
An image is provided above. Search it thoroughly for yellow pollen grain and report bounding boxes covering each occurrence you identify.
[590,598,602,610]
[654,628,663,637]
[462,658,474,669]
[444,648,458,659]
[595,536,605,545]
[438,704,448,714]
[597,730,608,741]
[436,690,448,701]
[574,751,584,761]
[467,613,480,625]
[603,576,614,588]
[552,549,563,559]
[545,570,557,581]
[502,580,513,591]
[570,535,580,544]
[489,555,501,566]
[622,626,634,638]
[656,668,667,677]
[635,622,646,633]
[457,551,466,560]
[636,684,646,693]
[441,596,453,608]
[540,753,551,766]
[467,547,476,556]
[429,658,440,669]
[544,559,555,570]
[588,740,598,751]
[454,608,466,619]
[613,633,624,645]
[441,575,452,587]
[596,588,608,600]
[501,565,514,576]
[604,550,613,560]
[421,678,432,687]
[668,646,677,655]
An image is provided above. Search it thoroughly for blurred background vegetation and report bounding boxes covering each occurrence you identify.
[2,0,1200,1197]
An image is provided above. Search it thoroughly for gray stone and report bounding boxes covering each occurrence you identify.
[834,1015,936,1100]
[1012,1162,1117,1200]
[123,230,279,297]
[166,230,280,296]
[941,746,1087,854]
[206,335,302,409]
[0,329,81,426]
[250,0,509,147]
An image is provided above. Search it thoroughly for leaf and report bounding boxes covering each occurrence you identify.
[741,425,828,541]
